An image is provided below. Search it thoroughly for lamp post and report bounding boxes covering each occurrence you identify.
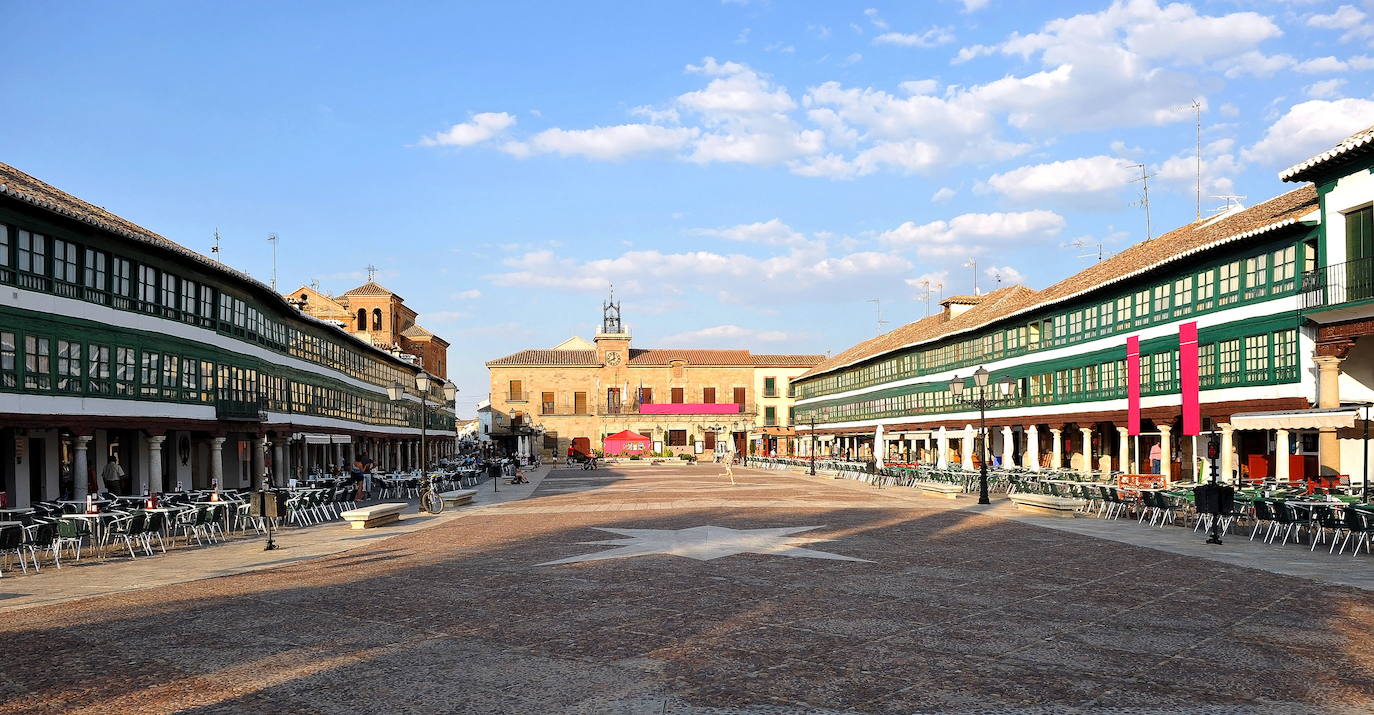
[389,373,457,474]
[809,416,817,476]
[949,367,1016,505]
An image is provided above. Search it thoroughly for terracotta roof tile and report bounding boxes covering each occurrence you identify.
[751,354,826,366]
[798,186,1317,382]
[486,349,599,367]
[628,349,752,365]
[1281,124,1374,182]
[341,281,401,298]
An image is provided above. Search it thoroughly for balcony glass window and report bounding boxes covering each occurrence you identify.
[1244,335,1269,382]
[139,265,159,312]
[1271,246,1296,292]
[24,335,51,390]
[0,223,9,273]
[56,339,81,392]
[764,406,777,425]
[87,344,110,394]
[52,239,77,284]
[1172,275,1192,313]
[764,377,777,397]
[115,347,135,395]
[0,332,15,388]
[1195,268,1215,310]
[1244,255,1268,300]
[1218,339,1241,385]
[1274,329,1298,379]
[140,351,161,397]
[1152,284,1169,316]
[1218,262,1240,305]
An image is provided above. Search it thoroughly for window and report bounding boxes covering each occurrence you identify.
[1134,289,1150,322]
[1218,261,1240,305]
[1274,329,1298,379]
[667,429,688,446]
[161,272,179,315]
[87,344,110,394]
[733,386,747,404]
[16,230,46,280]
[1097,303,1112,334]
[508,379,523,401]
[1069,310,1083,336]
[1114,296,1131,330]
[182,357,199,400]
[83,247,107,292]
[181,280,198,319]
[606,387,621,413]
[56,339,81,392]
[115,347,136,395]
[1195,268,1215,310]
[1244,254,1268,299]
[0,223,9,275]
[1172,275,1192,314]
[1244,334,1269,382]
[1152,350,1177,392]
[638,386,653,404]
[704,432,716,450]
[139,351,162,397]
[372,308,382,331]
[1218,339,1240,385]
[162,354,180,399]
[541,391,555,414]
[764,377,777,397]
[52,239,77,283]
[764,406,777,425]
[702,387,715,403]
[788,406,796,425]
[1199,343,1217,388]
[573,391,587,414]
[357,308,367,331]
[112,257,132,301]
[1272,246,1296,291]
[671,387,684,403]
[1152,284,1169,315]
[24,335,51,390]
[0,332,14,388]
[139,265,159,311]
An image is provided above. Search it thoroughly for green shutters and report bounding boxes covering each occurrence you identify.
[1346,205,1374,301]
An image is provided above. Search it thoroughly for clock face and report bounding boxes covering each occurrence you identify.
[606,351,621,365]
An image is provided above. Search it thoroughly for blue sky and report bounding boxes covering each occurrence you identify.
[3,0,1373,413]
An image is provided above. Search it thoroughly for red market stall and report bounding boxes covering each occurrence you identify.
[603,430,651,457]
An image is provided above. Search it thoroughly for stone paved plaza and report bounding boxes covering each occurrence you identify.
[3,464,1374,713]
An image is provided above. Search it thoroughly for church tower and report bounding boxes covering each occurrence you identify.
[594,287,630,368]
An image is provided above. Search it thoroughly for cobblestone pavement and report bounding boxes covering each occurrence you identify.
[3,464,1373,714]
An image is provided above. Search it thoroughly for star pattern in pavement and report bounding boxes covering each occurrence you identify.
[537,525,872,566]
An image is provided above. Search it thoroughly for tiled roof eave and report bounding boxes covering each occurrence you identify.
[799,215,1307,382]
[0,183,422,372]
[1280,128,1374,182]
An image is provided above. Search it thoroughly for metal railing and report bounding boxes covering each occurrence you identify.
[1299,257,1374,310]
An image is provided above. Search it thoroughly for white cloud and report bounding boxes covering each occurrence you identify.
[873,28,955,48]
[877,210,1066,258]
[451,289,482,299]
[962,0,989,12]
[1294,56,1350,74]
[690,218,807,246]
[1307,5,1366,30]
[1243,98,1374,167]
[931,187,957,203]
[1304,78,1347,99]
[842,52,863,66]
[1156,141,1241,197]
[864,8,888,30]
[659,324,792,346]
[898,79,939,95]
[419,112,516,147]
[982,156,1139,204]
[501,124,698,161]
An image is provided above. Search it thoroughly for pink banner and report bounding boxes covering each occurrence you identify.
[1126,336,1141,436]
[639,403,741,414]
[1180,321,1200,436]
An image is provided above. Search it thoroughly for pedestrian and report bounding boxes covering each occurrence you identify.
[1149,441,1162,474]
[100,454,125,495]
[722,458,736,486]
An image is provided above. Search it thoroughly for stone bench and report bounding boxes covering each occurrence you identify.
[439,489,477,508]
[1009,493,1087,518]
[917,482,964,499]
[340,503,406,529]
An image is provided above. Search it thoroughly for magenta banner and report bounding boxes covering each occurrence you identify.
[1180,321,1200,436]
[1127,336,1141,436]
[639,403,741,414]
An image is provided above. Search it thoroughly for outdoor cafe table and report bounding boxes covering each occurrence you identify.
[58,498,110,513]
[0,508,35,524]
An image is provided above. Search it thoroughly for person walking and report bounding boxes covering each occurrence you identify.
[1149,440,1162,474]
[100,454,126,494]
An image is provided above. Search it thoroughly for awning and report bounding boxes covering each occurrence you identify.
[299,433,353,445]
[1229,407,1360,430]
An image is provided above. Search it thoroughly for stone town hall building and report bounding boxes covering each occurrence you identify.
[486,299,822,459]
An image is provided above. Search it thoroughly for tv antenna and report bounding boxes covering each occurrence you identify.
[916,278,944,317]
[1210,195,1247,215]
[211,229,222,262]
[366,264,378,282]
[1129,164,1155,240]
[866,298,889,334]
[1190,99,1202,220]
[1070,237,1104,262]
[963,257,979,295]
[267,233,279,290]
[310,279,321,292]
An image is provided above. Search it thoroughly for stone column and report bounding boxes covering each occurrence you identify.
[1117,426,1131,473]
[1026,425,1040,472]
[1050,428,1063,470]
[1158,425,1173,483]
[73,435,92,501]
[874,424,885,468]
[960,426,975,471]
[1001,426,1014,469]
[1275,428,1290,483]
[273,439,286,484]
[1220,423,1235,484]
[936,427,949,469]
[209,437,225,489]
[253,435,268,490]
[1315,355,1344,476]
[1079,427,1093,479]
[145,435,166,494]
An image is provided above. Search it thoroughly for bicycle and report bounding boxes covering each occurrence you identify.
[418,474,445,514]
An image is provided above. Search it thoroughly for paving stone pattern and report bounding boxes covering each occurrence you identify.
[2,464,1372,713]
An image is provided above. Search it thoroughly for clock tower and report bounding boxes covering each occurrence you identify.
[594,289,631,369]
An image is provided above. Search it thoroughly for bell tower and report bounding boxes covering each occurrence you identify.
[594,286,630,368]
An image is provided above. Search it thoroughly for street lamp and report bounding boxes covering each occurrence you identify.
[949,367,1016,505]
[809,415,818,476]
[389,372,454,473]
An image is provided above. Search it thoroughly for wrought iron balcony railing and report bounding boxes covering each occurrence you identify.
[1300,257,1374,310]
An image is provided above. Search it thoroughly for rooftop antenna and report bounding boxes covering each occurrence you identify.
[267,233,279,290]
[1070,237,1104,262]
[1129,164,1155,240]
[211,229,222,262]
[366,264,378,282]
[990,270,1003,287]
[1191,99,1202,221]
[310,279,321,292]
[1210,195,1247,215]
[866,298,889,334]
[963,257,978,295]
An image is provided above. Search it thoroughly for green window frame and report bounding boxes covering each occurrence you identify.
[764,406,777,425]
[55,339,81,393]
[1195,268,1215,310]
[87,344,111,394]
[1218,262,1240,305]
[1218,339,1240,385]
[115,347,136,395]
[24,335,51,390]
[1244,254,1268,300]
[1244,334,1269,382]
[1172,275,1193,317]
[140,350,161,397]
[1274,329,1298,380]
[1272,246,1296,292]
[0,331,15,388]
